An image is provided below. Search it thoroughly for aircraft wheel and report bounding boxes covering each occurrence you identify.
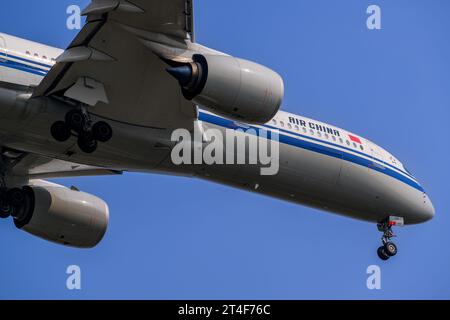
[7,188,26,208]
[78,132,98,154]
[65,110,86,133]
[377,246,390,261]
[92,121,113,143]
[384,242,398,257]
[51,121,71,142]
[0,202,11,219]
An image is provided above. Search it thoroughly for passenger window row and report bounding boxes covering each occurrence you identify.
[271,118,365,151]
[25,50,56,62]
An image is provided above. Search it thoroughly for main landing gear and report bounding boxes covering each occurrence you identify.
[376,216,404,261]
[0,187,30,221]
[51,108,113,154]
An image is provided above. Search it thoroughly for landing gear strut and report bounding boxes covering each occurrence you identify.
[376,216,403,261]
[50,107,113,154]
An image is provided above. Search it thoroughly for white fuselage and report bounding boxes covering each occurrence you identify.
[0,32,435,225]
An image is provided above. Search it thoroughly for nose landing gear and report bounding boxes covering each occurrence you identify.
[376,216,404,261]
[50,107,113,154]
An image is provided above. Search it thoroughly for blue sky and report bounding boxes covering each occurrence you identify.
[0,0,449,299]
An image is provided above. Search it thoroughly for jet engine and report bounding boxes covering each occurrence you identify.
[13,183,109,248]
[167,54,284,124]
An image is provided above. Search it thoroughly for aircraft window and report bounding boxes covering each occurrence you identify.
[339,138,344,144]
[288,123,292,130]
[272,119,277,126]
[302,127,307,133]
[42,55,47,60]
[332,136,337,142]
[360,145,364,151]
[26,51,31,55]
[310,129,315,135]
[353,142,358,148]
[280,121,285,128]
[317,132,322,138]
[51,58,56,62]
[295,125,300,132]
[324,134,329,140]
[34,53,39,57]
[346,140,350,146]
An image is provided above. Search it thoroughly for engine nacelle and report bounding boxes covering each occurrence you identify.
[167,54,284,124]
[14,184,109,248]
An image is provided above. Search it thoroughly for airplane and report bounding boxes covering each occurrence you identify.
[0,0,434,261]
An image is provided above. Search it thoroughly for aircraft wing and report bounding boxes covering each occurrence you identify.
[32,0,197,130]
[8,151,122,180]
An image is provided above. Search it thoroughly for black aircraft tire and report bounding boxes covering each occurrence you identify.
[65,110,86,133]
[92,121,113,143]
[384,242,398,257]
[51,121,71,142]
[78,133,98,154]
[377,246,390,261]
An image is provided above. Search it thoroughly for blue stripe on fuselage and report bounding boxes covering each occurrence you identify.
[198,112,425,193]
[0,52,53,69]
[264,124,416,181]
[199,111,416,181]
[0,58,48,76]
